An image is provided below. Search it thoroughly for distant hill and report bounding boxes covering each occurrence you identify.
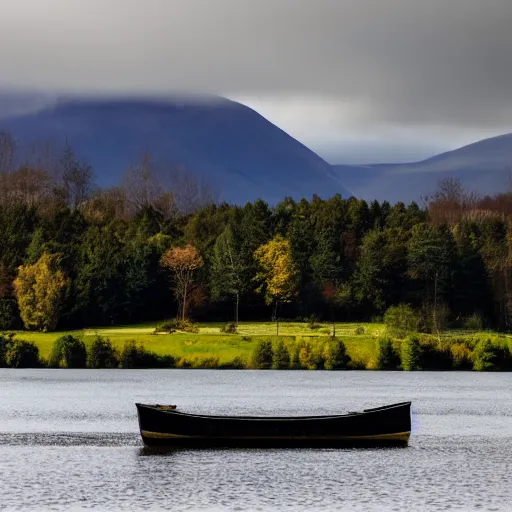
[3,92,509,205]
[0,94,352,204]
[333,133,512,203]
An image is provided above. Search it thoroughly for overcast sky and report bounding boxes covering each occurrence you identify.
[1,0,512,163]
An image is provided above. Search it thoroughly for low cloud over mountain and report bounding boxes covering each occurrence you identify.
[0,95,352,204]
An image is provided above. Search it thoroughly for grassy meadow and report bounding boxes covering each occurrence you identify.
[9,321,382,365]
[6,320,511,369]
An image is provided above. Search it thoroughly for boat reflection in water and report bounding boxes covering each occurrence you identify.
[136,402,411,449]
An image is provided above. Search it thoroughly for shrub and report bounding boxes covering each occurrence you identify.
[463,313,484,332]
[307,315,321,330]
[251,339,274,369]
[88,336,119,369]
[176,319,199,333]
[220,322,238,334]
[242,336,252,342]
[323,339,350,370]
[155,318,199,334]
[272,339,291,369]
[450,342,473,370]
[154,319,176,333]
[219,356,247,369]
[375,337,400,370]
[192,357,220,369]
[0,299,19,330]
[347,359,366,370]
[119,340,172,368]
[299,340,325,370]
[384,304,419,338]
[5,339,40,368]
[473,339,509,371]
[289,344,302,369]
[421,340,452,370]
[176,357,193,369]
[0,333,15,367]
[354,326,365,335]
[299,342,314,369]
[400,335,422,371]
[49,335,87,369]
[157,355,177,368]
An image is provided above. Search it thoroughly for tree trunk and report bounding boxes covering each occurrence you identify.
[235,292,239,327]
[182,282,188,321]
[433,270,440,341]
[274,300,279,336]
[504,267,510,331]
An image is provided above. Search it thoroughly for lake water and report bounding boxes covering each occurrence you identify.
[0,370,511,511]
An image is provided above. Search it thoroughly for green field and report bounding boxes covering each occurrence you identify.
[8,321,385,365]
[7,321,509,369]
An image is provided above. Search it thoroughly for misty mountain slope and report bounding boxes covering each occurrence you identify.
[0,95,352,204]
[333,133,512,202]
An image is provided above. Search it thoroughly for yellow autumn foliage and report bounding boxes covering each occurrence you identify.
[13,252,69,332]
[254,235,299,304]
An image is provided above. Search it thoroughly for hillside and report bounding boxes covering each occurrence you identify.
[333,133,512,202]
[0,95,352,204]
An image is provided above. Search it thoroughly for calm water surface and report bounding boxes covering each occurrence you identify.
[0,370,511,511]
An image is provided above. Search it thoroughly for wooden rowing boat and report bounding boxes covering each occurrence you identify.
[136,401,411,448]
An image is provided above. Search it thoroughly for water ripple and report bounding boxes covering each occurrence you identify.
[1,370,512,510]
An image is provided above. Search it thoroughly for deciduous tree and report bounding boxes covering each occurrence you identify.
[13,252,69,331]
[254,235,299,334]
[161,244,204,320]
[58,145,95,210]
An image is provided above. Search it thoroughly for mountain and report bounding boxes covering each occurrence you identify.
[0,94,352,204]
[333,133,512,203]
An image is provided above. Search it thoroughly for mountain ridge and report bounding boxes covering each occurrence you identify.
[1,92,510,204]
[0,94,352,204]
[333,132,512,202]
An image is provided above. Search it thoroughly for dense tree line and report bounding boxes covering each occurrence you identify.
[2,131,512,332]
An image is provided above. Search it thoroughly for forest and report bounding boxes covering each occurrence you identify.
[1,130,512,336]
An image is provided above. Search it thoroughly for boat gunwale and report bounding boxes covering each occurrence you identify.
[135,401,411,422]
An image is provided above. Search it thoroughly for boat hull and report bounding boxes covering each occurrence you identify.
[136,402,411,448]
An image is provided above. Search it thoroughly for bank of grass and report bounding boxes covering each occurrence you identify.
[5,321,511,369]
[7,321,381,363]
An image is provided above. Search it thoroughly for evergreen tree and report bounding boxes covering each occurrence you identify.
[211,225,245,325]
[272,339,291,369]
[376,337,400,370]
[323,339,350,370]
[73,224,127,325]
[407,223,456,333]
[251,339,274,369]
[400,335,422,371]
[357,228,409,316]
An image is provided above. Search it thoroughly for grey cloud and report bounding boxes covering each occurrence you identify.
[1,0,512,128]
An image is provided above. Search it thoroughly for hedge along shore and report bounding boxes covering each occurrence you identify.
[2,321,512,371]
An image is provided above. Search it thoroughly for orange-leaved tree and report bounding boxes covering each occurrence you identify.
[160,244,204,320]
[254,235,299,334]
